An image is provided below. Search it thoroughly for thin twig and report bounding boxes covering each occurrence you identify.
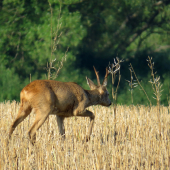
[129,63,152,106]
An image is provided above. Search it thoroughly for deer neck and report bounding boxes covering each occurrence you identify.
[85,90,100,107]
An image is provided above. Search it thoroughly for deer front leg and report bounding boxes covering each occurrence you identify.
[75,110,95,142]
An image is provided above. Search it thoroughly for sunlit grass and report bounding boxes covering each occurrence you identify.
[0,101,170,169]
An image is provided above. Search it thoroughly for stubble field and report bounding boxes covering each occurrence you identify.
[0,101,170,169]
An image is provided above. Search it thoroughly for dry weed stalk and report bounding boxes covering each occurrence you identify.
[108,57,123,144]
[126,67,138,105]
[147,56,163,137]
[147,56,163,108]
[47,1,68,80]
[129,63,152,106]
[46,47,69,80]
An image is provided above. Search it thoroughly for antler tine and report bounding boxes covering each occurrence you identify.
[102,67,109,86]
[105,67,109,79]
[93,66,101,86]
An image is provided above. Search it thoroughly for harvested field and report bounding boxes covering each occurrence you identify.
[0,101,170,169]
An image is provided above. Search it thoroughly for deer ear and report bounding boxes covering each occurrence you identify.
[86,77,97,90]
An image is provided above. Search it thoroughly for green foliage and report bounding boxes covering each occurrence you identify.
[0,64,21,101]
[0,0,170,105]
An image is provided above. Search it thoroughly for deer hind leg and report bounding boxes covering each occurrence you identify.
[28,107,52,145]
[56,116,65,139]
[76,110,95,142]
[9,103,32,139]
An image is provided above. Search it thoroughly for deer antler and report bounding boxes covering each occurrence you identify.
[105,67,109,79]
[93,66,101,86]
[102,67,109,86]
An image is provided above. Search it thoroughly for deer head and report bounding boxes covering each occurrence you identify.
[86,66,111,107]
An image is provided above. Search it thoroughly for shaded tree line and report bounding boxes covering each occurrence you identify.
[1,0,170,105]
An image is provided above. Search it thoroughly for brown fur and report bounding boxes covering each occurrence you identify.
[8,67,111,145]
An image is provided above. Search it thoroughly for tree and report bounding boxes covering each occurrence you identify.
[0,0,86,101]
[1,0,170,105]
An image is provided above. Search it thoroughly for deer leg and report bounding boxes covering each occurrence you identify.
[9,105,32,139]
[76,110,95,142]
[28,108,51,145]
[56,116,65,139]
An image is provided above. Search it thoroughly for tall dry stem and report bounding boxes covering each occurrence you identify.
[108,57,123,144]
[47,1,68,80]
[129,63,152,106]
[147,56,163,137]
[126,67,138,105]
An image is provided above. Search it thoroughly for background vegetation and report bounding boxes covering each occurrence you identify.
[1,0,170,105]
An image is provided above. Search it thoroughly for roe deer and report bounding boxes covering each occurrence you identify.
[8,67,111,145]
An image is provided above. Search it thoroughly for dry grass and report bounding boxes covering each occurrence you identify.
[0,101,170,169]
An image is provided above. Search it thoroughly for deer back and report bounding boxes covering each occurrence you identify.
[20,67,111,116]
[21,80,89,112]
